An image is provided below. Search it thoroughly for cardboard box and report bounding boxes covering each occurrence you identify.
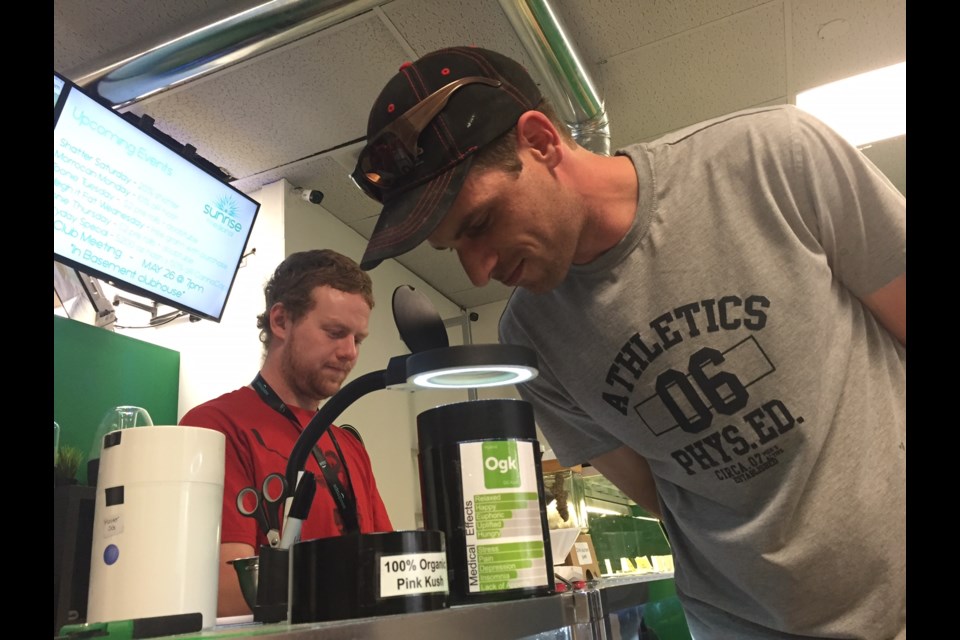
[565,533,602,580]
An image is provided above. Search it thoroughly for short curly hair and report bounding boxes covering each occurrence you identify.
[256,249,374,349]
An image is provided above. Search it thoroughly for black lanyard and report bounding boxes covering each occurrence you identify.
[251,374,359,533]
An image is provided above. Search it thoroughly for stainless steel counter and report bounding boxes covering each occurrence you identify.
[190,573,675,640]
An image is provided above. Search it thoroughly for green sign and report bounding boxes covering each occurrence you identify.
[482,441,521,488]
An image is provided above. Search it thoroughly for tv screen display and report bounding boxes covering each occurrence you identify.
[54,71,259,322]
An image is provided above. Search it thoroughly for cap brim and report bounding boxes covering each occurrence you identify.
[360,157,474,271]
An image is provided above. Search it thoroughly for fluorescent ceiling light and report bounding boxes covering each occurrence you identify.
[796,62,905,147]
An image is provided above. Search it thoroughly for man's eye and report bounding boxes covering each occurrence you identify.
[465,216,489,239]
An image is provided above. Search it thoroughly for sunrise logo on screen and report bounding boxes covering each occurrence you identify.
[204,195,243,233]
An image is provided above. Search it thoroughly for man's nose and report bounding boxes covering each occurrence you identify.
[336,337,359,360]
[458,245,496,287]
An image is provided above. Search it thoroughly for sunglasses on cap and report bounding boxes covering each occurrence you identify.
[351,76,502,202]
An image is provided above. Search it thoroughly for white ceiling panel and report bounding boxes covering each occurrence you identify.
[551,0,771,66]
[602,2,787,145]
[54,0,265,77]
[123,14,409,179]
[790,0,907,92]
[382,0,532,63]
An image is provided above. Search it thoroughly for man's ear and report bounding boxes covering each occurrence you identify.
[269,303,289,340]
[516,111,563,168]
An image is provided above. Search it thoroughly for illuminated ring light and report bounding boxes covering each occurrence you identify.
[406,344,538,389]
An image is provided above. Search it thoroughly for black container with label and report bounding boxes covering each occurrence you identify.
[418,399,555,605]
[289,530,448,623]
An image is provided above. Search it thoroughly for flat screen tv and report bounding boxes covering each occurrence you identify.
[54,71,260,322]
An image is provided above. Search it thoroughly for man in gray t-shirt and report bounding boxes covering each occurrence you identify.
[354,46,905,639]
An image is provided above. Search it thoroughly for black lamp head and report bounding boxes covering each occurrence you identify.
[392,285,449,353]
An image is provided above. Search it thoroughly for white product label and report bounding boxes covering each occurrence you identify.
[574,541,593,565]
[379,552,449,598]
[102,513,123,538]
[460,440,549,593]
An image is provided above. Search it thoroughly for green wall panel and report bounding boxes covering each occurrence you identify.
[53,315,180,484]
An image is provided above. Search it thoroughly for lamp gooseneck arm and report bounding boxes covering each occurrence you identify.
[285,369,387,490]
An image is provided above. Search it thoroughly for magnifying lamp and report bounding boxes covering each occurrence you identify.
[286,285,537,509]
[277,285,542,623]
[283,284,539,515]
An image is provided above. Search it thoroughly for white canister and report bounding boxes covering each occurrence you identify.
[86,425,225,629]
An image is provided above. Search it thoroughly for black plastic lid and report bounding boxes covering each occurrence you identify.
[417,398,536,449]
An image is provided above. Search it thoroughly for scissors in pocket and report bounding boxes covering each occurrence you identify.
[236,472,288,547]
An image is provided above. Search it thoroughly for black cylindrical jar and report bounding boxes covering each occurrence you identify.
[418,399,555,605]
[289,530,448,623]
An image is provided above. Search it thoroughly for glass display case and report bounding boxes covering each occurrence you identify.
[543,464,674,578]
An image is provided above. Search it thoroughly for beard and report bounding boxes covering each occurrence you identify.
[279,330,349,406]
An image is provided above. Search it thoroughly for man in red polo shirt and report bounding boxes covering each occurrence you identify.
[181,249,392,617]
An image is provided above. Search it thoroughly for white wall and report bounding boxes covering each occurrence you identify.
[110,178,471,530]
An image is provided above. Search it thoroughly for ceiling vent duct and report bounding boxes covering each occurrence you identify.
[72,0,385,108]
[498,0,611,155]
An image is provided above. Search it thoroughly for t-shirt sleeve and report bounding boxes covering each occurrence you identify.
[784,106,906,296]
[180,404,258,547]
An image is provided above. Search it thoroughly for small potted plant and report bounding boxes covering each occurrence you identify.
[55,445,84,487]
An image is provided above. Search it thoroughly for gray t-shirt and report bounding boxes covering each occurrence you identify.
[500,105,905,639]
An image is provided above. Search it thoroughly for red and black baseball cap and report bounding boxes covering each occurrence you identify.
[356,47,542,271]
